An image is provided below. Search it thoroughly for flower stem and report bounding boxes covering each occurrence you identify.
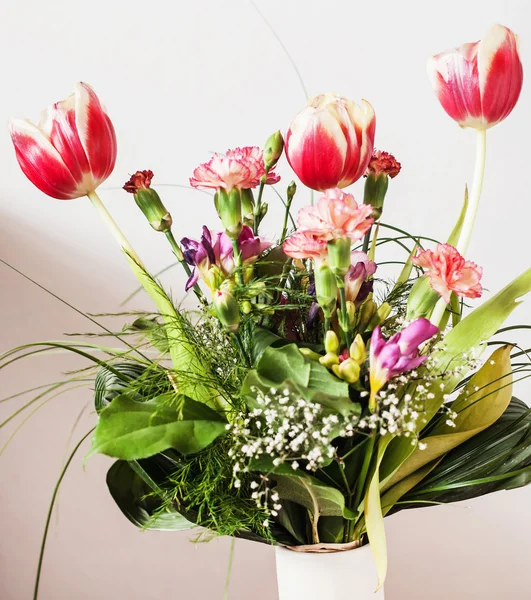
[456,129,487,256]
[253,179,266,234]
[87,190,144,268]
[231,238,244,286]
[362,227,372,254]
[280,195,294,242]
[164,230,205,302]
[337,279,352,348]
[430,296,447,328]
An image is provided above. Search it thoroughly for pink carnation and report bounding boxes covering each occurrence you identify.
[297,188,374,242]
[190,145,280,192]
[283,231,328,264]
[412,243,483,303]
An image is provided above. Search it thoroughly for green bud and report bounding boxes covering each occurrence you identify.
[324,330,340,354]
[213,289,240,333]
[346,301,356,327]
[299,347,322,361]
[287,181,297,202]
[124,170,172,232]
[358,299,377,332]
[337,358,361,384]
[263,130,284,170]
[319,352,340,368]
[314,264,338,318]
[134,188,172,232]
[406,276,440,320]
[241,189,255,220]
[327,238,352,277]
[368,302,392,330]
[363,172,388,220]
[217,188,242,239]
[259,202,268,219]
[204,265,225,292]
[240,300,252,314]
[349,334,366,364]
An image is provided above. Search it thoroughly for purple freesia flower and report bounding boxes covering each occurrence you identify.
[345,251,377,305]
[368,318,439,411]
[180,225,271,291]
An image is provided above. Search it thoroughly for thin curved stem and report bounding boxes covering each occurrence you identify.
[87,190,145,268]
[456,130,487,255]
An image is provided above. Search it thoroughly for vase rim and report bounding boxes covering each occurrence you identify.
[278,540,363,554]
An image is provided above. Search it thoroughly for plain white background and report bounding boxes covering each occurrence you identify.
[1,0,531,598]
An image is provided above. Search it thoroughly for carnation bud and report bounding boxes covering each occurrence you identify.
[327,238,352,277]
[363,151,401,220]
[349,334,366,364]
[314,264,338,318]
[217,188,243,239]
[358,299,377,332]
[263,130,284,170]
[124,170,172,232]
[324,330,340,354]
[213,289,240,333]
[241,189,255,223]
[287,181,297,202]
[346,301,356,327]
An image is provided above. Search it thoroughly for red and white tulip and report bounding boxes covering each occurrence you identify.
[285,93,376,191]
[9,82,117,200]
[428,24,523,129]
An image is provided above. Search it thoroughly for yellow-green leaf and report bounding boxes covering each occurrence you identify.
[384,345,513,490]
[447,185,468,246]
[365,436,392,591]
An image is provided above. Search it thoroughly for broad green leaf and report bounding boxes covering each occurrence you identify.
[384,346,513,490]
[399,398,531,507]
[250,326,285,364]
[106,460,194,531]
[382,268,531,487]
[365,436,392,591]
[125,255,224,411]
[90,394,227,460]
[447,185,469,246]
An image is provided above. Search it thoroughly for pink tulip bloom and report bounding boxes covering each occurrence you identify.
[190,146,280,192]
[181,225,271,291]
[369,318,439,410]
[428,24,523,129]
[285,93,376,191]
[297,188,374,242]
[9,83,117,200]
[412,243,483,304]
[283,231,328,264]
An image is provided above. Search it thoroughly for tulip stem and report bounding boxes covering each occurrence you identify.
[87,191,145,268]
[456,129,487,256]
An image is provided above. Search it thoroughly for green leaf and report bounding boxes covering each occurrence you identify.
[382,268,531,487]
[242,344,357,418]
[250,326,285,364]
[124,316,170,354]
[384,345,513,490]
[90,394,227,460]
[125,255,224,411]
[447,185,469,246]
[399,398,531,507]
[364,436,392,591]
[94,362,147,412]
[106,460,194,530]
[406,276,440,320]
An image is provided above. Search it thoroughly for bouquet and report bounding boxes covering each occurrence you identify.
[5,23,531,598]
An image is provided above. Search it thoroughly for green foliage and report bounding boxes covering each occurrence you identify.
[106,460,194,530]
[90,393,227,460]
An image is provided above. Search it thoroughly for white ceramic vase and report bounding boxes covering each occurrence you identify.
[275,544,384,600]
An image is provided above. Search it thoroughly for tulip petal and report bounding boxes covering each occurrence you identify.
[286,107,347,191]
[339,100,375,187]
[74,82,117,185]
[9,118,83,199]
[478,25,523,127]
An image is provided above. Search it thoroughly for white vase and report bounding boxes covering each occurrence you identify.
[275,544,384,600]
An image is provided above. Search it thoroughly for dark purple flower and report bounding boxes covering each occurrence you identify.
[344,251,377,305]
[368,318,439,411]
